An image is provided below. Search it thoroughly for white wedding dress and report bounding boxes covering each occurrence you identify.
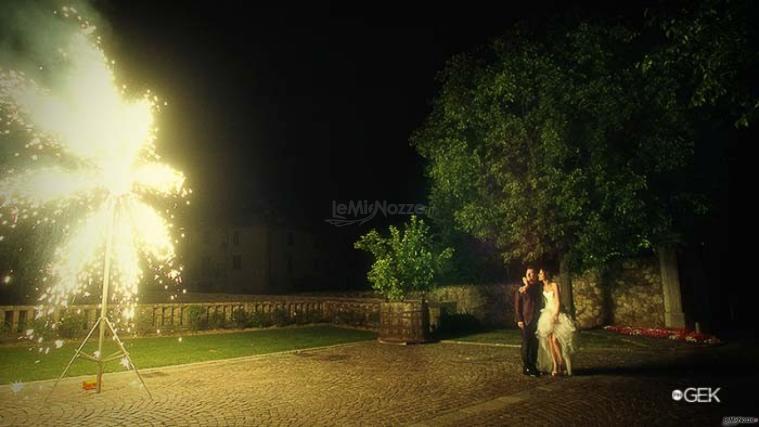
[536,288,577,375]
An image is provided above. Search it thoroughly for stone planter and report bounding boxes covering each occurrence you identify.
[378,300,430,344]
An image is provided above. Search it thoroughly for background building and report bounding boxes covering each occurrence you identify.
[182,222,337,294]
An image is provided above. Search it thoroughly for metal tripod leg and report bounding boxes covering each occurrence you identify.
[45,316,153,401]
[104,317,152,400]
[45,317,102,402]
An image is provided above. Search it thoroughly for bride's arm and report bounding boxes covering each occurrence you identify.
[553,283,561,321]
[518,276,528,294]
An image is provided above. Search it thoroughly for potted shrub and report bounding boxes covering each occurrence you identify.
[354,215,453,344]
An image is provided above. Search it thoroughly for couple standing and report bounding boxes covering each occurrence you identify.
[514,267,577,377]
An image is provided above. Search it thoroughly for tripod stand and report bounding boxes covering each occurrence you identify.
[47,196,152,400]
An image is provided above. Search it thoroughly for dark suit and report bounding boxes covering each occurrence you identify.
[514,281,543,372]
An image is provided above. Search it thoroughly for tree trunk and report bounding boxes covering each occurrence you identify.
[558,255,575,317]
[657,245,686,328]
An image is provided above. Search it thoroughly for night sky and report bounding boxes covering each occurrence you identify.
[94,0,661,231]
[0,0,752,326]
[84,0,749,301]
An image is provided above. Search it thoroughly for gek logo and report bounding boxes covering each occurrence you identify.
[672,387,721,403]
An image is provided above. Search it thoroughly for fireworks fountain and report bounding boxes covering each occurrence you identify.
[0,6,189,396]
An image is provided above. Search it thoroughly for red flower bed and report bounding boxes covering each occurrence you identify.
[603,325,721,344]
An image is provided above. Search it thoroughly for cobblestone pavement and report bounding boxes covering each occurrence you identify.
[0,339,756,426]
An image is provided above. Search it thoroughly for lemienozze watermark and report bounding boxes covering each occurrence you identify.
[722,416,758,427]
[325,200,429,227]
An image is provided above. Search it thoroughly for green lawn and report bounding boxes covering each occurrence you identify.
[0,325,375,384]
[441,328,714,351]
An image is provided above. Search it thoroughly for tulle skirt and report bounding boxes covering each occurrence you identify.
[536,309,577,374]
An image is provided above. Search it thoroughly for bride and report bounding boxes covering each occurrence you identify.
[521,268,577,376]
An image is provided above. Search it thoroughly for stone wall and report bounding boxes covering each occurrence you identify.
[429,257,668,331]
[429,260,668,330]
[609,258,665,327]
[571,270,606,329]
[570,256,666,329]
[428,283,517,328]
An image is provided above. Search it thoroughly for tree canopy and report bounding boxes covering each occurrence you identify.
[354,215,453,301]
[412,0,757,274]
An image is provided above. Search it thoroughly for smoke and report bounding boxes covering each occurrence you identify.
[0,1,188,311]
[0,0,109,87]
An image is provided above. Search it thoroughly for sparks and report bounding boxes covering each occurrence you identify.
[10,381,24,394]
[0,12,189,330]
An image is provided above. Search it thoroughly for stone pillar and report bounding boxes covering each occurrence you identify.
[172,306,181,326]
[657,246,686,328]
[181,305,189,327]
[10,310,18,333]
[559,256,575,316]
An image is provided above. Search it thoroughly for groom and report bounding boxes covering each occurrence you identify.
[514,267,543,377]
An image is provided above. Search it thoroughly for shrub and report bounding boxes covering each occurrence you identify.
[354,215,453,301]
[132,308,156,335]
[231,307,250,328]
[368,311,380,326]
[349,310,366,326]
[186,305,208,331]
[208,310,227,329]
[249,310,272,328]
[308,310,327,324]
[294,310,308,325]
[333,309,365,326]
[271,308,291,326]
[293,309,324,325]
[58,310,88,338]
[16,315,56,342]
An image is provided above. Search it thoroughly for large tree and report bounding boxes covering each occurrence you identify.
[412,1,757,312]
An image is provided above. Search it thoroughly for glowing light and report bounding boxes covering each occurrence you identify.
[0,11,188,335]
[10,381,24,394]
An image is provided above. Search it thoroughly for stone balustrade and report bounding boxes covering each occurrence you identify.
[0,295,384,337]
